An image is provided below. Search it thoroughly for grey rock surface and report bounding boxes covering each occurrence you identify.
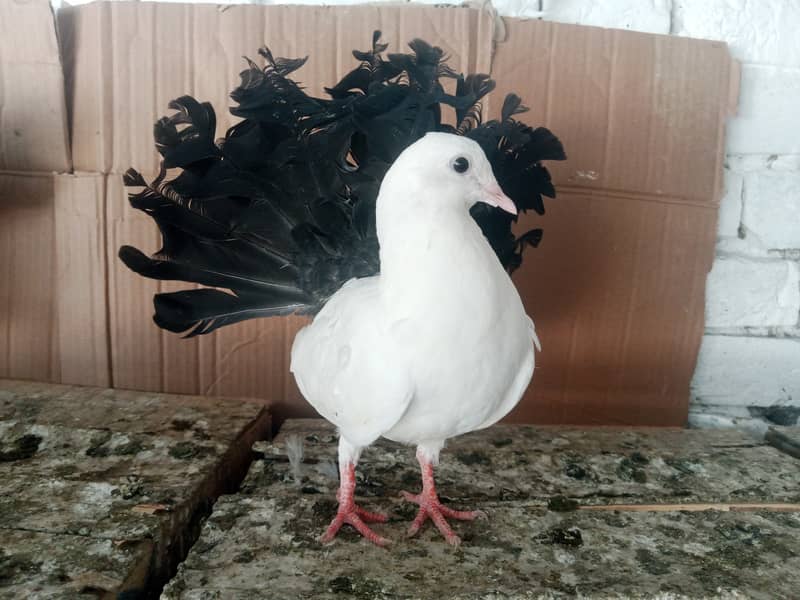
[0,379,271,598]
[164,420,800,599]
[765,426,800,459]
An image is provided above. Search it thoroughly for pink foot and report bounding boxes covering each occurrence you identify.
[401,451,487,547]
[401,490,486,546]
[320,463,390,547]
[321,503,390,547]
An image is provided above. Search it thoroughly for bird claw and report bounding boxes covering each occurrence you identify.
[320,504,390,547]
[400,489,486,546]
[353,505,390,524]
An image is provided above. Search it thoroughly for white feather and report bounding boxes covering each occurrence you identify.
[291,278,414,448]
[284,434,304,483]
[290,132,539,454]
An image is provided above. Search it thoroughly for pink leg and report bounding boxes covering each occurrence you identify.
[320,462,390,547]
[401,450,487,546]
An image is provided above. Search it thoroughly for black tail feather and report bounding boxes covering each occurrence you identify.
[120,31,565,336]
[119,245,307,297]
[154,289,305,337]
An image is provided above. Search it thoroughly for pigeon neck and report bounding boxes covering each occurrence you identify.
[376,179,491,311]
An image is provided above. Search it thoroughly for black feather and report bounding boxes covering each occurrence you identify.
[154,289,304,337]
[120,32,565,337]
[501,93,528,122]
[123,168,148,188]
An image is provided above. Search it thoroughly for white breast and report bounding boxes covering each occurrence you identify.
[380,220,537,444]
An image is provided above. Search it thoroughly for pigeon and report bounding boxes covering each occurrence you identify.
[119,32,565,546]
[291,132,541,546]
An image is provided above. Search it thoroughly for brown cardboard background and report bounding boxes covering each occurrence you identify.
[0,2,737,426]
[488,20,736,424]
[0,0,71,172]
[59,2,494,174]
[0,174,59,382]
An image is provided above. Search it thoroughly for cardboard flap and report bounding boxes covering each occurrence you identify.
[35,4,736,426]
[60,2,495,174]
[490,18,735,425]
[0,174,58,381]
[492,19,737,205]
[0,0,71,173]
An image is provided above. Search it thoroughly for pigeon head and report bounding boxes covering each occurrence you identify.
[382,132,517,217]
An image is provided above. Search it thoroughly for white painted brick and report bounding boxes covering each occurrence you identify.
[705,257,800,328]
[726,65,800,155]
[742,171,800,250]
[691,403,753,420]
[687,411,769,438]
[703,326,800,338]
[726,154,800,173]
[491,0,545,19]
[717,169,742,238]
[691,335,800,407]
[715,235,771,259]
[688,412,738,429]
[541,0,671,34]
[672,1,800,68]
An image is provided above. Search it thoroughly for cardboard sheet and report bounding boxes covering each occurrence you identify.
[54,173,110,387]
[491,20,738,425]
[0,174,110,387]
[0,174,58,382]
[59,2,494,174]
[0,0,71,173]
[1,3,737,425]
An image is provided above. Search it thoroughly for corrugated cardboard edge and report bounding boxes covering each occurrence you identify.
[0,0,71,173]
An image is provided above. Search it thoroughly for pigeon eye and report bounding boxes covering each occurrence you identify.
[452,156,470,174]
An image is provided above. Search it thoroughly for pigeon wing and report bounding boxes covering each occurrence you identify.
[290,278,413,447]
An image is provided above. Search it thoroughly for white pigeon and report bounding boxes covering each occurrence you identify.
[290,132,540,547]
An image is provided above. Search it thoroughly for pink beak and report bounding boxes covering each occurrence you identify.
[483,182,517,216]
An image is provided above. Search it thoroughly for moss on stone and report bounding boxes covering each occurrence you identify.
[454,450,491,466]
[0,434,42,462]
[548,495,579,512]
[84,429,112,457]
[536,525,583,547]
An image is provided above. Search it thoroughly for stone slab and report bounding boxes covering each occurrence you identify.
[164,420,800,599]
[0,530,152,600]
[0,379,271,598]
[258,419,800,506]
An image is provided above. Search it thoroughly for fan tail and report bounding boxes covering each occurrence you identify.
[120,34,566,337]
